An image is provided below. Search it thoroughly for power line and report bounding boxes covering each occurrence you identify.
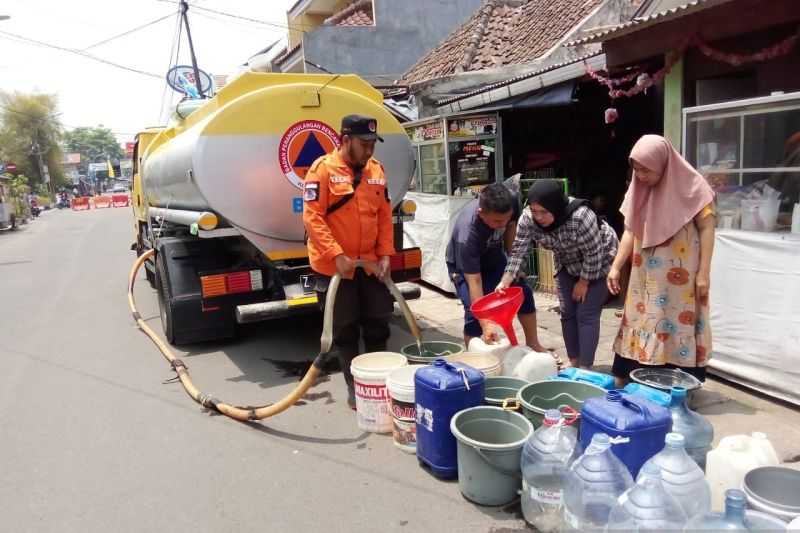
[81,11,177,51]
[0,29,162,79]
[157,0,307,32]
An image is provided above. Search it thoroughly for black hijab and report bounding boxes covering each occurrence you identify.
[527,180,593,232]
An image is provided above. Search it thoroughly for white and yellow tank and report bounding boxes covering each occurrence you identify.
[139,72,414,255]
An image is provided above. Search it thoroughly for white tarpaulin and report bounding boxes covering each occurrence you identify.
[709,229,800,405]
[403,192,473,293]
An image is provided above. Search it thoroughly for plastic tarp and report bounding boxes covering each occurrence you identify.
[403,192,473,293]
[708,229,800,405]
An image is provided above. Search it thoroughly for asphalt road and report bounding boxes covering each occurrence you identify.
[0,207,526,533]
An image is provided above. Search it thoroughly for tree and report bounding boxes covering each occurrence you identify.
[63,126,124,176]
[0,91,65,190]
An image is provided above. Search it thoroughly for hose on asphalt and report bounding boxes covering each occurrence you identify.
[127,249,422,423]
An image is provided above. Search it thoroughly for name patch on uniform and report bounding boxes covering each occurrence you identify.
[303,182,319,201]
[367,178,386,186]
[330,175,350,183]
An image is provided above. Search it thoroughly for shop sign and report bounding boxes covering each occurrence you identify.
[447,115,497,138]
[407,121,444,143]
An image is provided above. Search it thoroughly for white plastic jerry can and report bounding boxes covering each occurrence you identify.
[705,432,779,512]
[502,346,558,382]
[467,336,512,359]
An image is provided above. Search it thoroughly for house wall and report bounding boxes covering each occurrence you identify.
[302,0,483,77]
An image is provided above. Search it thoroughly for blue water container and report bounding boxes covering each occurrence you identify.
[623,383,671,407]
[549,368,616,390]
[579,390,672,478]
[415,359,484,479]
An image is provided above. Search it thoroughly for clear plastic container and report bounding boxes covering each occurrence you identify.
[684,489,750,531]
[562,433,634,532]
[669,387,714,470]
[706,432,779,511]
[606,462,688,531]
[641,433,711,521]
[520,409,578,533]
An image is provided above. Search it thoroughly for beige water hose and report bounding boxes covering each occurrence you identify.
[128,249,422,423]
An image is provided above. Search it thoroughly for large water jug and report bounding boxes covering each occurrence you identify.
[685,489,750,531]
[562,433,634,531]
[580,390,672,478]
[467,336,511,359]
[706,432,779,511]
[641,433,711,520]
[623,383,671,407]
[520,409,578,533]
[606,462,688,531]
[414,359,484,479]
[668,386,713,470]
[502,345,557,381]
[550,368,616,390]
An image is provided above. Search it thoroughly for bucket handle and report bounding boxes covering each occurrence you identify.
[472,446,522,479]
[502,398,520,411]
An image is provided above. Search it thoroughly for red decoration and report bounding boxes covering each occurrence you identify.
[693,29,800,66]
[605,107,619,124]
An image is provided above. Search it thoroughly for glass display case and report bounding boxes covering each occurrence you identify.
[683,92,800,232]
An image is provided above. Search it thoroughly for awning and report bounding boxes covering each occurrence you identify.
[490,81,576,109]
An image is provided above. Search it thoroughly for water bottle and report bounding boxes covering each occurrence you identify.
[684,489,750,531]
[562,433,634,531]
[669,387,714,470]
[520,409,578,533]
[606,462,688,531]
[641,433,711,521]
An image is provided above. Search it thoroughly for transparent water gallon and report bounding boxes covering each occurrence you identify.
[606,462,688,531]
[562,433,634,532]
[684,489,750,531]
[641,433,711,521]
[669,387,714,470]
[520,409,578,533]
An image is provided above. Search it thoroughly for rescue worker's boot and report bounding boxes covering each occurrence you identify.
[336,346,359,410]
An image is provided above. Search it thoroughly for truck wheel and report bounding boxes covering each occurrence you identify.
[155,254,176,344]
[145,263,156,289]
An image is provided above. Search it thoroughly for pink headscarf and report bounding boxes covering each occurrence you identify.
[621,135,714,249]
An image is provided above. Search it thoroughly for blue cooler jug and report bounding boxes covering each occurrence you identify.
[623,383,672,407]
[549,368,616,390]
[415,359,484,479]
[580,390,672,478]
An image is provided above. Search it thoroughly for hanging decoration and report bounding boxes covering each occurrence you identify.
[604,107,619,124]
[693,29,800,67]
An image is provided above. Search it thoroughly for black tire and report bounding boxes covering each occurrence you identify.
[155,253,176,344]
[145,262,156,288]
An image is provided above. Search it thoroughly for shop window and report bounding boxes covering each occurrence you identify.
[449,139,496,194]
[419,144,447,195]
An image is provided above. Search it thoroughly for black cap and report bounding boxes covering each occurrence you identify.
[340,114,384,142]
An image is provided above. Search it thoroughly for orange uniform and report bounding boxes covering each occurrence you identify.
[303,150,395,276]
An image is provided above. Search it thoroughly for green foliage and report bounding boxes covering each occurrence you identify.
[0,91,65,188]
[63,126,123,174]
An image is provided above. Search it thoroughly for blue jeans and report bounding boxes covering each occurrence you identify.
[450,262,536,338]
[556,270,609,367]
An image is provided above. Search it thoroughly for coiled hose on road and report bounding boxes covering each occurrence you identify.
[127,249,423,423]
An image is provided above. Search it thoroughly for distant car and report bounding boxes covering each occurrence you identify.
[110,185,128,194]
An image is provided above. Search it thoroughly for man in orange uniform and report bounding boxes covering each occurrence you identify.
[303,115,395,410]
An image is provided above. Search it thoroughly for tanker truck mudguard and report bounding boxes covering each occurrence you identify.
[131,72,421,345]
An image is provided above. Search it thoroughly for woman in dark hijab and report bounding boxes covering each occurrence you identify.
[497,180,619,369]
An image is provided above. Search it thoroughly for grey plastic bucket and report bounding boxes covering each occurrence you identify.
[400,341,463,364]
[484,376,529,407]
[516,380,605,428]
[450,406,533,506]
[743,466,800,522]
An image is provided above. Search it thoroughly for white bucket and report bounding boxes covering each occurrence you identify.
[351,352,408,433]
[445,351,502,377]
[386,365,424,453]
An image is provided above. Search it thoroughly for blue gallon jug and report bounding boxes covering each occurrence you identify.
[623,383,671,407]
[415,359,484,479]
[549,368,616,390]
[579,390,672,478]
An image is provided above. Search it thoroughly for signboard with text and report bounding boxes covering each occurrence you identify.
[447,115,497,138]
[407,121,444,143]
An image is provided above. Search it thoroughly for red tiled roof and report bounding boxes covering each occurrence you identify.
[325,0,374,27]
[403,0,604,84]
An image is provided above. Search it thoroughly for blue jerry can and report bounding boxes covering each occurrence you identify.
[549,368,616,390]
[579,390,672,478]
[415,359,485,479]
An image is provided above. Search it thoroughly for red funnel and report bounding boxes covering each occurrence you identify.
[471,287,523,346]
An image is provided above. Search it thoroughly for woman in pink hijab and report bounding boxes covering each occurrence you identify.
[607,134,716,387]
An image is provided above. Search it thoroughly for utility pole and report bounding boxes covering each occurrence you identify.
[179,0,204,98]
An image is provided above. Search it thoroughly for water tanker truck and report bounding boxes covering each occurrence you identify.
[131,73,421,345]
